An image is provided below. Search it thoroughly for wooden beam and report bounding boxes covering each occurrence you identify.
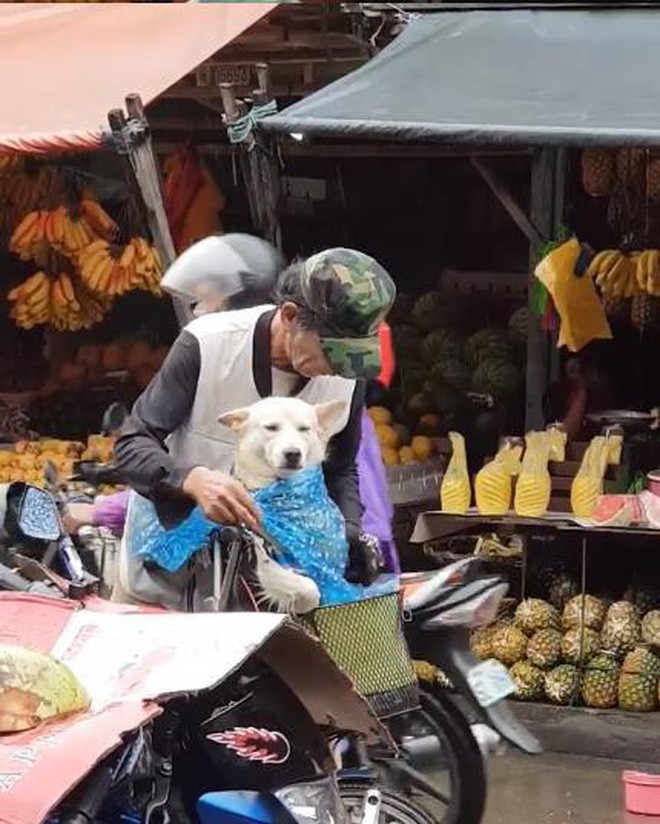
[524,147,566,430]
[108,95,190,327]
[470,157,543,246]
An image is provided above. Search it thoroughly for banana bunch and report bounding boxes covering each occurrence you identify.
[0,155,20,174]
[77,236,162,297]
[7,271,111,332]
[634,250,660,295]
[9,200,118,260]
[50,273,110,332]
[7,271,50,329]
[587,250,638,300]
[0,164,62,221]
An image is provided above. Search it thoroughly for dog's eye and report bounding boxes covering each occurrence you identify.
[298,425,311,433]
[264,423,280,432]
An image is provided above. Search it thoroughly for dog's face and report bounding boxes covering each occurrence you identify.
[219,397,347,487]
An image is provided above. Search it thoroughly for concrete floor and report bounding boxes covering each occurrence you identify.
[484,753,660,824]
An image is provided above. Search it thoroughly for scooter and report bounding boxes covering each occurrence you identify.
[0,487,390,824]
[199,526,542,824]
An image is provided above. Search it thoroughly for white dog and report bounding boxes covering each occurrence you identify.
[218,397,347,613]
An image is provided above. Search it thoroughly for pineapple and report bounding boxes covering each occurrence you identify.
[475,439,522,515]
[514,431,553,517]
[491,625,527,666]
[641,610,660,648]
[581,148,615,197]
[571,436,611,519]
[562,595,607,632]
[514,598,560,636]
[561,627,600,666]
[509,661,544,701]
[470,626,495,661]
[547,572,579,611]
[413,660,454,690]
[544,664,581,706]
[440,432,471,514]
[620,646,660,713]
[527,629,562,669]
[601,602,641,657]
[622,647,660,679]
[581,653,620,709]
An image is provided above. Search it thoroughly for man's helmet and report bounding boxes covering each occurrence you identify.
[161,234,283,310]
[0,644,89,732]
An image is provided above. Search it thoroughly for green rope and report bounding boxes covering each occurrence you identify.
[226,100,278,145]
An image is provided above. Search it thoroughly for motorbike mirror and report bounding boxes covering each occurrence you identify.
[14,485,62,542]
[101,402,128,436]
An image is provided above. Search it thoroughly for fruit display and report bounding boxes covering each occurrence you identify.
[8,270,111,331]
[0,434,117,487]
[377,291,526,467]
[587,248,660,299]
[470,594,660,712]
[474,438,523,515]
[440,431,470,514]
[1,159,163,333]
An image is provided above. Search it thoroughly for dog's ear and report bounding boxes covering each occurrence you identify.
[218,407,250,431]
[314,400,347,436]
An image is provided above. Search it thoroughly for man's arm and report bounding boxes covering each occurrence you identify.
[323,381,366,541]
[113,331,201,502]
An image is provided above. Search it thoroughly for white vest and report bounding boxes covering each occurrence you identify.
[166,306,356,470]
[119,306,356,610]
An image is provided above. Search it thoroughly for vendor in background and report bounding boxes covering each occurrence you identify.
[549,345,616,439]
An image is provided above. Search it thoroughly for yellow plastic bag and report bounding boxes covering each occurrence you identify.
[535,238,612,353]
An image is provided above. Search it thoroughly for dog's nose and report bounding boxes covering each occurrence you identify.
[283,448,302,468]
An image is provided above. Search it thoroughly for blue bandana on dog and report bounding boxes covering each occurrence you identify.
[126,467,394,605]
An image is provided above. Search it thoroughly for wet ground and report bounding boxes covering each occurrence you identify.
[485,753,660,824]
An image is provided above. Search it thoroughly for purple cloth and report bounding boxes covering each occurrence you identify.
[93,489,129,536]
[358,411,400,573]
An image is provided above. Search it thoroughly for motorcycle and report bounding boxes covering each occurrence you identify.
[1,481,541,824]
[189,526,542,824]
[0,488,395,824]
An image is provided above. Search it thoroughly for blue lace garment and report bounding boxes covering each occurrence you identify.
[126,467,396,606]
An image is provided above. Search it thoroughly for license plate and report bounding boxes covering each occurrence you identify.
[467,659,516,708]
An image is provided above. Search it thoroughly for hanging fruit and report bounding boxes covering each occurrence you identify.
[76,237,162,297]
[581,148,615,197]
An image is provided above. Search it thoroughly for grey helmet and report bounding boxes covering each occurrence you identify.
[161,234,283,310]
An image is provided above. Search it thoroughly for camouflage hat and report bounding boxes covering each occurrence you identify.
[300,248,396,378]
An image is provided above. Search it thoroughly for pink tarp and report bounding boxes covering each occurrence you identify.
[0,3,274,155]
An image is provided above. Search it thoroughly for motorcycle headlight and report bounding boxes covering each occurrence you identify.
[275,776,347,824]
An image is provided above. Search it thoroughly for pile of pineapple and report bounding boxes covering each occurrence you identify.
[471,590,660,712]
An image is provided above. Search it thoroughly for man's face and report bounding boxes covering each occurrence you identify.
[288,325,333,378]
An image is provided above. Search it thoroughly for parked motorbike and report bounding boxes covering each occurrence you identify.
[199,526,542,824]
[0,488,415,824]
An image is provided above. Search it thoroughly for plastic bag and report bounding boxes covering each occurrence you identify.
[534,237,611,353]
[126,467,394,606]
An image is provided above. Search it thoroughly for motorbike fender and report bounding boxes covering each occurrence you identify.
[429,630,542,754]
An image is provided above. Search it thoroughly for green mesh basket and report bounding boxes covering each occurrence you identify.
[299,592,419,718]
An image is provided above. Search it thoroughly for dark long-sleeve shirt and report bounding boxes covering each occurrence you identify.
[114,311,364,538]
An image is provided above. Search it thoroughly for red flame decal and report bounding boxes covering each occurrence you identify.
[206,726,291,765]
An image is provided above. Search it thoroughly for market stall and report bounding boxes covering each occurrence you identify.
[0,3,274,450]
[261,7,660,716]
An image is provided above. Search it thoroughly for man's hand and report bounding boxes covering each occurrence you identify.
[183,467,260,531]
